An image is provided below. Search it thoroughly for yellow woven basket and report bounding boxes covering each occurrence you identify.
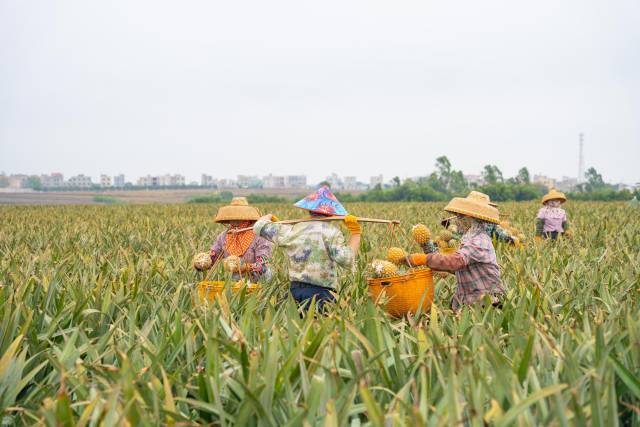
[367,269,434,318]
[195,280,261,304]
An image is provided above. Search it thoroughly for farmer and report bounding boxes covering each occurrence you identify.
[194,197,274,282]
[406,193,505,311]
[253,186,361,310]
[535,189,572,241]
[440,191,517,245]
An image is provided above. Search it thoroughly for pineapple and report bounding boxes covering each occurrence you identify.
[448,239,458,249]
[369,259,399,278]
[447,224,458,234]
[223,255,242,273]
[387,247,407,265]
[192,252,212,271]
[439,230,453,242]
[411,224,431,244]
[437,239,449,250]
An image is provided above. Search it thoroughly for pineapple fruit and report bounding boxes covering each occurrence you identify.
[411,224,431,244]
[369,260,399,278]
[387,247,407,265]
[193,252,212,271]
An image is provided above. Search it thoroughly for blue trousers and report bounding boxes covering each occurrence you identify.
[290,282,335,311]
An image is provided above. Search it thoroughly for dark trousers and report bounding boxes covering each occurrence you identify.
[542,231,561,240]
[290,282,335,311]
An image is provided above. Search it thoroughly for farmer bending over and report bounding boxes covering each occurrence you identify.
[406,193,505,311]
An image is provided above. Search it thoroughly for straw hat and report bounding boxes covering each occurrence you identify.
[467,191,498,207]
[444,194,500,224]
[541,189,567,205]
[214,197,261,223]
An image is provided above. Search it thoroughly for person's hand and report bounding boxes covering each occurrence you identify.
[534,236,542,243]
[343,214,361,234]
[258,214,276,222]
[270,214,280,222]
[564,229,573,239]
[408,253,428,266]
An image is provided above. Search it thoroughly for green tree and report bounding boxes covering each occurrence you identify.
[26,176,42,191]
[585,167,605,190]
[516,167,530,184]
[0,175,8,188]
[392,176,401,187]
[482,165,503,184]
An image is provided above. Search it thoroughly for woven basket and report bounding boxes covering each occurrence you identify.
[195,280,261,304]
[367,269,434,318]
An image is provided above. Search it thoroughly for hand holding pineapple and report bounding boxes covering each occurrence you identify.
[223,255,250,273]
[193,252,213,271]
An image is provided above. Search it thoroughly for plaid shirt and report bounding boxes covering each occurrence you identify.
[424,226,504,310]
[452,228,504,310]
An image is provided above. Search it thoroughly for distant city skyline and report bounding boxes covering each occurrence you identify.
[2,1,639,185]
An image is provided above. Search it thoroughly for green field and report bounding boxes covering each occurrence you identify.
[1,202,638,425]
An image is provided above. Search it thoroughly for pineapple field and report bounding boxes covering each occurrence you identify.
[0,201,639,425]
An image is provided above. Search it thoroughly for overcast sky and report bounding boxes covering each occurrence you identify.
[1,0,639,184]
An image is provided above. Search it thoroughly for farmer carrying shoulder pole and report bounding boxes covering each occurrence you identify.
[193,197,274,281]
[253,186,361,310]
[535,189,572,241]
[405,193,505,311]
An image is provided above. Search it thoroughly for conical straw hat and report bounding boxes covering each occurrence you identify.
[467,191,498,207]
[294,185,348,216]
[444,195,500,224]
[214,197,261,223]
[541,189,567,205]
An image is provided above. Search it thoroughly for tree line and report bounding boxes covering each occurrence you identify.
[336,156,638,202]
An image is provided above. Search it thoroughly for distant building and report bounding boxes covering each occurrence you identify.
[8,174,29,189]
[217,179,237,189]
[343,176,358,190]
[40,173,64,188]
[139,174,185,187]
[237,175,262,188]
[100,174,112,187]
[67,174,93,188]
[369,175,383,188]
[325,173,343,190]
[113,174,125,187]
[614,183,635,192]
[533,175,556,190]
[263,174,285,189]
[556,176,577,192]
[464,174,484,187]
[285,175,307,189]
[201,174,216,187]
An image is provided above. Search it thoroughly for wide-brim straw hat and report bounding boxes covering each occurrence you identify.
[444,195,500,224]
[214,197,261,223]
[542,189,567,205]
[468,190,498,207]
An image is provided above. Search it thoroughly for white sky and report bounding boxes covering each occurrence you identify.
[1,0,639,184]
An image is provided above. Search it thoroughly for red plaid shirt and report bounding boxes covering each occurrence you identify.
[426,228,504,310]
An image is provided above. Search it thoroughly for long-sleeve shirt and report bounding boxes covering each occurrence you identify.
[253,219,354,290]
[210,231,274,282]
[413,228,504,310]
[536,207,569,235]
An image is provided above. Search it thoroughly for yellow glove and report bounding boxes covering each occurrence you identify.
[534,236,542,243]
[270,214,279,222]
[564,229,573,239]
[343,214,361,234]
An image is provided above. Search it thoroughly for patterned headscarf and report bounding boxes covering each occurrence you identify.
[225,221,255,256]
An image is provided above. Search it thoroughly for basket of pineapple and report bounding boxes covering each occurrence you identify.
[366,224,435,317]
[192,253,261,305]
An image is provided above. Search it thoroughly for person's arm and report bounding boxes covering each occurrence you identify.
[253,215,292,246]
[209,232,226,262]
[343,215,361,258]
[493,225,515,244]
[408,252,467,273]
[325,225,355,268]
[247,238,274,277]
[562,212,572,238]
